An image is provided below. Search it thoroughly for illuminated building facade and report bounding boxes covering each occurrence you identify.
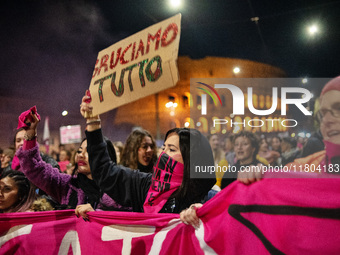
[110,56,287,141]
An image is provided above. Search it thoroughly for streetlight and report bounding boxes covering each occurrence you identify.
[233,67,240,74]
[165,101,178,116]
[308,24,318,36]
[165,102,178,108]
[169,0,182,9]
[62,110,68,116]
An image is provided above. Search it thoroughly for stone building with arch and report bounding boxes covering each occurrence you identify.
[108,56,286,143]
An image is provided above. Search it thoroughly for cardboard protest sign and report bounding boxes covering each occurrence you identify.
[88,14,181,116]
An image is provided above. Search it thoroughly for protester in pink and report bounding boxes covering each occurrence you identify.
[15,107,127,213]
[58,149,71,173]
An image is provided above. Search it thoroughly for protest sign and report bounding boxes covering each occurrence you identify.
[59,125,82,144]
[89,14,181,116]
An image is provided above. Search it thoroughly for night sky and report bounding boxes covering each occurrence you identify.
[1,0,340,118]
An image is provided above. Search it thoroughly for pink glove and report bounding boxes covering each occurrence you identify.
[17,106,41,129]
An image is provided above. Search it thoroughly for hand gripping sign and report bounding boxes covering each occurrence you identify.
[88,14,181,116]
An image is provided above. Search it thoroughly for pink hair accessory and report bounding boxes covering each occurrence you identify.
[321,76,340,95]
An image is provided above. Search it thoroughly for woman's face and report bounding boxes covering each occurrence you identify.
[137,136,154,166]
[224,138,233,152]
[271,137,281,151]
[75,140,91,177]
[281,141,289,153]
[15,130,26,151]
[1,154,12,167]
[162,133,184,164]
[234,136,255,164]
[209,135,219,150]
[59,150,69,162]
[0,177,19,213]
[320,91,340,144]
[259,139,268,151]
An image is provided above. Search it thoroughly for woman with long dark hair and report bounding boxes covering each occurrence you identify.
[120,128,157,173]
[0,170,36,213]
[78,93,215,216]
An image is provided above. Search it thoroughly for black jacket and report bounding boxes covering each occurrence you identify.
[86,129,214,213]
[300,130,324,158]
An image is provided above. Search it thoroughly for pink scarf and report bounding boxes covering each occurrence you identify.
[321,140,340,170]
[143,152,184,213]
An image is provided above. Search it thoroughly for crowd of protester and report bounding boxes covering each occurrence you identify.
[0,121,315,214]
[180,76,340,225]
[1,77,339,235]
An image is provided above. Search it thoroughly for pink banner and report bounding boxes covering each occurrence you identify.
[1,172,340,254]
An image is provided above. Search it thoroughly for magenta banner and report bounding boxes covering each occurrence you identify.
[1,172,340,254]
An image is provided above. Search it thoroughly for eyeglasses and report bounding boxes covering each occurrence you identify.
[317,108,340,121]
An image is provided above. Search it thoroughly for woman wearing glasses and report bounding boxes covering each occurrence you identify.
[285,76,340,173]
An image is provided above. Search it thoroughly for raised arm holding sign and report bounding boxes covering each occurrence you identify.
[79,14,216,214]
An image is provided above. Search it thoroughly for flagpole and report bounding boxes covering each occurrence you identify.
[43,117,50,154]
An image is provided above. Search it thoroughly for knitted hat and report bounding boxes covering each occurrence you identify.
[321,76,340,95]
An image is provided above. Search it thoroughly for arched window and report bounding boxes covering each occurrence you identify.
[252,94,258,108]
[233,116,243,134]
[261,117,267,132]
[183,92,191,108]
[265,95,272,109]
[244,116,252,131]
[212,117,222,133]
[198,117,208,133]
[267,118,274,133]
[259,95,265,109]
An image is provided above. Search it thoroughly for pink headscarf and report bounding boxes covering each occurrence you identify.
[321,76,340,95]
